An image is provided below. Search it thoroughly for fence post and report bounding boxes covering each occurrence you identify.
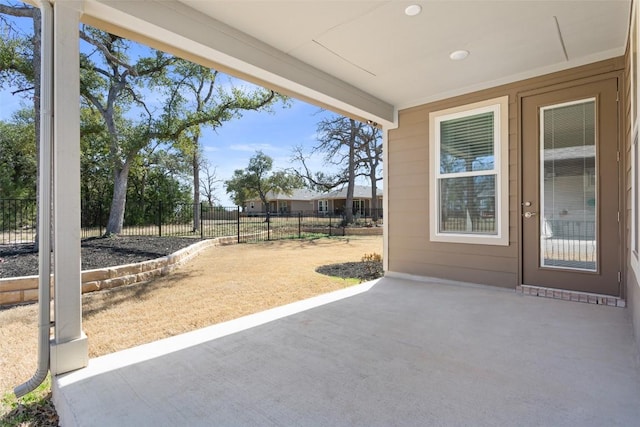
[200,202,204,239]
[267,214,271,241]
[158,201,162,237]
[329,214,332,237]
[99,202,103,237]
[298,211,302,238]
[14,201,17,242]
[237,206,241,244]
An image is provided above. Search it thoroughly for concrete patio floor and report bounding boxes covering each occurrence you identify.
[53,277,640,426]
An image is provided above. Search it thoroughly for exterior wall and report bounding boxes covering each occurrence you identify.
[290,200,315,212]
[333,200,346,212]
[245,201,265,214]
[245,199,314,214]
[628,267,640,355]
[388,58,625,288]
[624,5,640,355]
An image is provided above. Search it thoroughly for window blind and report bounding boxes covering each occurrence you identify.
[440,111,494,173]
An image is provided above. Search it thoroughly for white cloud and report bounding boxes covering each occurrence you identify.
[229,143,275,152]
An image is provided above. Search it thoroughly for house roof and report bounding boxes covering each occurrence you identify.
[260,188,321,202]
[85,1,630,127]
[314,185,383,200]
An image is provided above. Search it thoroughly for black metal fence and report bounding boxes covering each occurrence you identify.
[1,199,383,245]
[1,199,37,245]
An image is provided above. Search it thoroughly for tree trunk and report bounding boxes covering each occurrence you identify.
[260,194,270,223]
[369,172,378,222]
[105,163,130,235]
[344,119,357,225]
[192,141,200,232]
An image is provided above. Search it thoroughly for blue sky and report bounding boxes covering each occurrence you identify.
[194,100,335,205]
[0,4,349,206]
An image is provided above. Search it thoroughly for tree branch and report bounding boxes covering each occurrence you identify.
[11,86,34,95]
[79,30,139,77]
[0,4,35,18]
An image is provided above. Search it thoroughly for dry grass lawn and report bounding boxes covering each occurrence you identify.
[0,236,382,396]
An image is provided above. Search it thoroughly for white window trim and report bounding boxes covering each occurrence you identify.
[429,95,509,245]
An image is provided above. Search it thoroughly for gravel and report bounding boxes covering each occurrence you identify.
[0,236,199,279]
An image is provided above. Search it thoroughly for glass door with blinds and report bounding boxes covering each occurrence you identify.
[521,78,620,296]
[539,99,597,271]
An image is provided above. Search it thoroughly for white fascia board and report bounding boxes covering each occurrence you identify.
[81,0,396,128]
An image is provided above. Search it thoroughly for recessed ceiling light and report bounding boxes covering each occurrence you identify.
[405,5,422,16]
[449,50,470,61]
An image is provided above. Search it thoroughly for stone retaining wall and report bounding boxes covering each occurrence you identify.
[301,227,383,236]
[0,236,237,307]
[343,227,383,236]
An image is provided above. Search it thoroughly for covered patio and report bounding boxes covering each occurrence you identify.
[12,0,640,424]
[53,277,640,426]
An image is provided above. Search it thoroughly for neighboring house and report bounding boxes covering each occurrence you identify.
[312,185,383,216]
[245,186,383,216]
[245,188,318,215]
[31,0,640,385]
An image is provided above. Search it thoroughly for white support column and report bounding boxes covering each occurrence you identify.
[382,127,389,272]
[50,0,88,376]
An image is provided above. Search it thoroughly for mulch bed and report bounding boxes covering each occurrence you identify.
[0,236,199,279]
[316,261,383,281]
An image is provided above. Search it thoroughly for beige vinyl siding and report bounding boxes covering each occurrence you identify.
[623,12,640,353]
[626,35,634,300]
[290,200,315,212]
[388,57,624,289]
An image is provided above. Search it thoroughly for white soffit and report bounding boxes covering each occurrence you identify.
[178,0,630,109]
[86,0,630,121]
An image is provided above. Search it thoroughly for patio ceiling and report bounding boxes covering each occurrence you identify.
[83,1,630,126]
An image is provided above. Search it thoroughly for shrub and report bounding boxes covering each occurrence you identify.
[361,252,383,278]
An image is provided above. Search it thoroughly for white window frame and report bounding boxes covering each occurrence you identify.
[429,96,509,245]
[318,199,328,213]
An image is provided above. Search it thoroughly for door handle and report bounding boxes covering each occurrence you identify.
[523,211,537,218]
